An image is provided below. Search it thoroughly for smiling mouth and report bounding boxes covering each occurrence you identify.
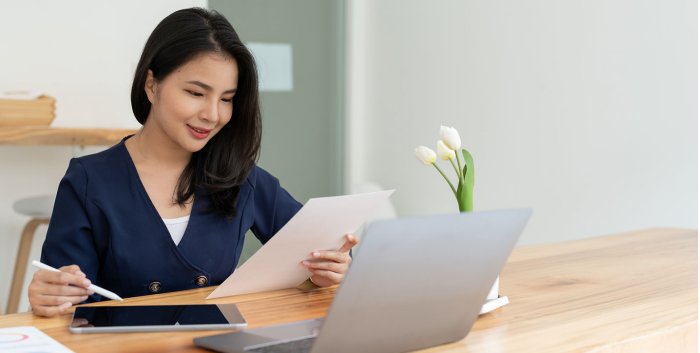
[187,125,211,133]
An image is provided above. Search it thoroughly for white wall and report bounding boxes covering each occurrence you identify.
[345,0,697,246]
[0,0,206,314]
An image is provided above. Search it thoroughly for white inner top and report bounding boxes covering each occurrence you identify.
[162,215,190,246]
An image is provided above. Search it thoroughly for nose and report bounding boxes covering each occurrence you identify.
[200,98,220,125]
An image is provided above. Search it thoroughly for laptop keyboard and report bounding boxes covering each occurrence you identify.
[244,337,317,353]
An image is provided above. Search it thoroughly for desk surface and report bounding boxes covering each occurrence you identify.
[0,228,696,352]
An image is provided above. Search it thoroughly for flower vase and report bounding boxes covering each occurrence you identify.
[456,150,498,300]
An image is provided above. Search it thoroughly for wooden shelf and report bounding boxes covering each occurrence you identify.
[0,126,139,146]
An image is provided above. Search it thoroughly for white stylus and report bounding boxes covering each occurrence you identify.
[31,260,124,302]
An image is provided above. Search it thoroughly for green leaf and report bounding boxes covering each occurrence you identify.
[458,148,475,212]
[462,149,474,189]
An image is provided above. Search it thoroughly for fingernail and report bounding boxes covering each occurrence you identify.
[82,279,91,287]
[62,302,72,309]
[81,296,88,300]
[76,271,85,276]
[313,252,320,258]
[348,234,354,240]
[302,261,309,266]
[88,290,95,295]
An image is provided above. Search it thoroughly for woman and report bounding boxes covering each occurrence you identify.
[28,7,356,317]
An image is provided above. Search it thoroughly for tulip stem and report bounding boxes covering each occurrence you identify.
[455,152,465,187]
[449,158,460,180]
[433,163,457,196]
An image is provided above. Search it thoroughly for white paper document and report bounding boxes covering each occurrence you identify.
[0,326,74,353]
[207,190,395,299]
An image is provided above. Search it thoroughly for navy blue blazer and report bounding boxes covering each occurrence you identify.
[40,135,303,303]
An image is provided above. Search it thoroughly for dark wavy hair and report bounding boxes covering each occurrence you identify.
[130,7,261,220]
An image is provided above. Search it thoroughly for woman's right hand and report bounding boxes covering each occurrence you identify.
[28,265,94,317]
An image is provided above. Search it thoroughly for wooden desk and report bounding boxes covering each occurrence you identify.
[0,228,696,352]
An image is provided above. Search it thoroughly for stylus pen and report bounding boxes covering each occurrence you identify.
[31,260,124,302]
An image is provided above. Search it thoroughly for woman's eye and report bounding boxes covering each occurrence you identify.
[186,90,232,103]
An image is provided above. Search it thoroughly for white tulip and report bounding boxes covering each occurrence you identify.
[414,146,437,166]
[437,140,455,160]
[440,125,461,150]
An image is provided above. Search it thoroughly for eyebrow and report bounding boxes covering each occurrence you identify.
[186,80,237,94]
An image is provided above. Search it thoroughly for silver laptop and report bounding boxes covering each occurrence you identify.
[194,208,532,353]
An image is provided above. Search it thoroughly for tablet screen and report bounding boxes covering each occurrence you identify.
[71,304,245,328]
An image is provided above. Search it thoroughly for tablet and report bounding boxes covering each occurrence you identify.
[70,304,247,334]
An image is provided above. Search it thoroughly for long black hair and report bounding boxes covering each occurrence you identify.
[131,7,261,220]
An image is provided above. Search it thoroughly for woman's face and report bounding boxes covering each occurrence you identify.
[144,53,238,153]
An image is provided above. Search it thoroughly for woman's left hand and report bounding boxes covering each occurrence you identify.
[301,233,358,287]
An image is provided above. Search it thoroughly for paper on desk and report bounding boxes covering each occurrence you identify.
[0,326,74,353]
[207,189,395,299]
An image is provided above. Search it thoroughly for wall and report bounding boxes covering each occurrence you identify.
[208,0,345,265]
[345,0,698,246]
[0,0,206,313]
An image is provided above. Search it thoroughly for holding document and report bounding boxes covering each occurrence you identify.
[208,190,395,299]
[30,8,362,317]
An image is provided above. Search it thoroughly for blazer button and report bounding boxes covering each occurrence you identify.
[195,276,209,286]
[149,282,161,293]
